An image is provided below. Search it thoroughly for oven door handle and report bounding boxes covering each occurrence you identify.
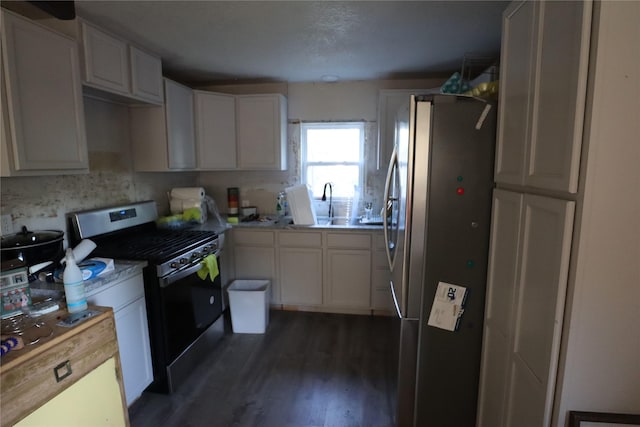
[160,262,204,288]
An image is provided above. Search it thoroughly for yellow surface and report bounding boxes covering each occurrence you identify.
[197,253,219,282]
[16,358,127,427]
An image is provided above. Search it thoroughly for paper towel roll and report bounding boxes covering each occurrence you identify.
[170,199,183,214]
[170,187,205,200]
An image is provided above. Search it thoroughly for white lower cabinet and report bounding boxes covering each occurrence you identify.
[477,190,575,427]
[232,228,387,313]
[86,272,153,406]
[326,249,371,309]
[279,231,323,306]
[325,232,372,310]
[371,232,394,312]
[233,230,278,304]
[280,248,323,306]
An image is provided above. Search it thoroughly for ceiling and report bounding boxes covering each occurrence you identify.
[72,1,508,86]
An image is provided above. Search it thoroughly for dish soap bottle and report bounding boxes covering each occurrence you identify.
[63,248,87,313]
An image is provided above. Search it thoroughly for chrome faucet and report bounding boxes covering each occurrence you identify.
[321,182,333,219]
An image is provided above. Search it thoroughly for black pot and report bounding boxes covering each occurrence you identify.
[1,226,65,268]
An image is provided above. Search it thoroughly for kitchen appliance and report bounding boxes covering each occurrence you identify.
[1,227,64,279]
[67,200,224,393]
[384,94,496,426]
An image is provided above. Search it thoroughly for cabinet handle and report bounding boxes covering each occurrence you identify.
[54,360,72,382]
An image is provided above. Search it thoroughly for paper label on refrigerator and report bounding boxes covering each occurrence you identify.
[427,281,468,331]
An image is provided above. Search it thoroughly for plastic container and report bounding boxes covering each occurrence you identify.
[63,248,88,313]
[227,280,270,333]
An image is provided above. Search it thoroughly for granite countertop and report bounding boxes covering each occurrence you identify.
[190,217,384,232]
[30,260,148,301]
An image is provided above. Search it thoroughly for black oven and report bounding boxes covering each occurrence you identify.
[68,201,226,393]
[144,251,224,392]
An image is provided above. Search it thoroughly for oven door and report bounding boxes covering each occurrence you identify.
[158,253,223,363]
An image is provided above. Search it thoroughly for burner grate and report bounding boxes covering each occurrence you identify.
[92,229,217,263]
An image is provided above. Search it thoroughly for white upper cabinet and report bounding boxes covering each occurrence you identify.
[130,45,164,104]
[236,94,287,170]
[164,79,196,169]
[495,1,591,193]
[494,1,536,187]
[1,10,88,176]
[194,91,237,169]
[79,20,129,95]
[130,78,196,171]
[79,20,163,105]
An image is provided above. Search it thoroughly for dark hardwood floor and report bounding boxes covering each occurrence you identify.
[129,310,397,427]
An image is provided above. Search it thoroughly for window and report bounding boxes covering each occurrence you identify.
[301,122,364,199]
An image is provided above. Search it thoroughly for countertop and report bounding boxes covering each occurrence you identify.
[190,217,384,233]
[29,259,147,302]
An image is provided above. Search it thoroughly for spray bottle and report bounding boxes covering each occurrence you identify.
[63,248,88,313]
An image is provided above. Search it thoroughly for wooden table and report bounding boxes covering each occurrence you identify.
[0,306,129,427]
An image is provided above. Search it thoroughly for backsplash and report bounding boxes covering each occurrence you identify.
[0,162,196,245]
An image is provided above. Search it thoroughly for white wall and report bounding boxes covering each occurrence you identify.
[553,2,640,425]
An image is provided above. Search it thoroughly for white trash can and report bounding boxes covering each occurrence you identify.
[227,280,270,333]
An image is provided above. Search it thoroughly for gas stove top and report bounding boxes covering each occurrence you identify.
[68,201,219,277]
[91,229,216,262]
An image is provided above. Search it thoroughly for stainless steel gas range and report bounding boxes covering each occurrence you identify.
[67,200,224,393]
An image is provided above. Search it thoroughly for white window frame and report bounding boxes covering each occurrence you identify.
[300,121,365,199]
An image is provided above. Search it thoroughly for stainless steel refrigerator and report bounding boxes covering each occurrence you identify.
[383,94,496,427]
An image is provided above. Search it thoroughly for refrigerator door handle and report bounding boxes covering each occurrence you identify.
[389,280,402,319]
[383,145,398,270]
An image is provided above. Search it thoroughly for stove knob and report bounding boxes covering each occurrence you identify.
[191,251,201,259]
[179,258,188,265]
[170,262,179,269]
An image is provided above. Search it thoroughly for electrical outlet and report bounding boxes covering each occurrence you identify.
[1,214,13,235]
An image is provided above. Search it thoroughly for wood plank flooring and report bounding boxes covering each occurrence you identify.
[128,310,396,427]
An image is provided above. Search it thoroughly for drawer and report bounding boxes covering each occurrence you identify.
[233,229,275,246]
[327,232,371,249]
[278,231,322,247]
[86,273,144,311]
[0,314,119,426]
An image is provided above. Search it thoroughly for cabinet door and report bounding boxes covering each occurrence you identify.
[80,20,129,95]
[86,274,152,406]
[194,91,237,169]
[280,248,323,306]
[15,358,128,427]
[1,11,88,172]
[164,79,196,169]
[526,1,591,193]
[326,249,371,308]
[506,194,575,427]
[234,246,278,304]
[494,1,537,187]
[114,298,153,406]
[236,94,287,170]
[477,190,523,427]
[371,248,393,311]
[130,46,163,104]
